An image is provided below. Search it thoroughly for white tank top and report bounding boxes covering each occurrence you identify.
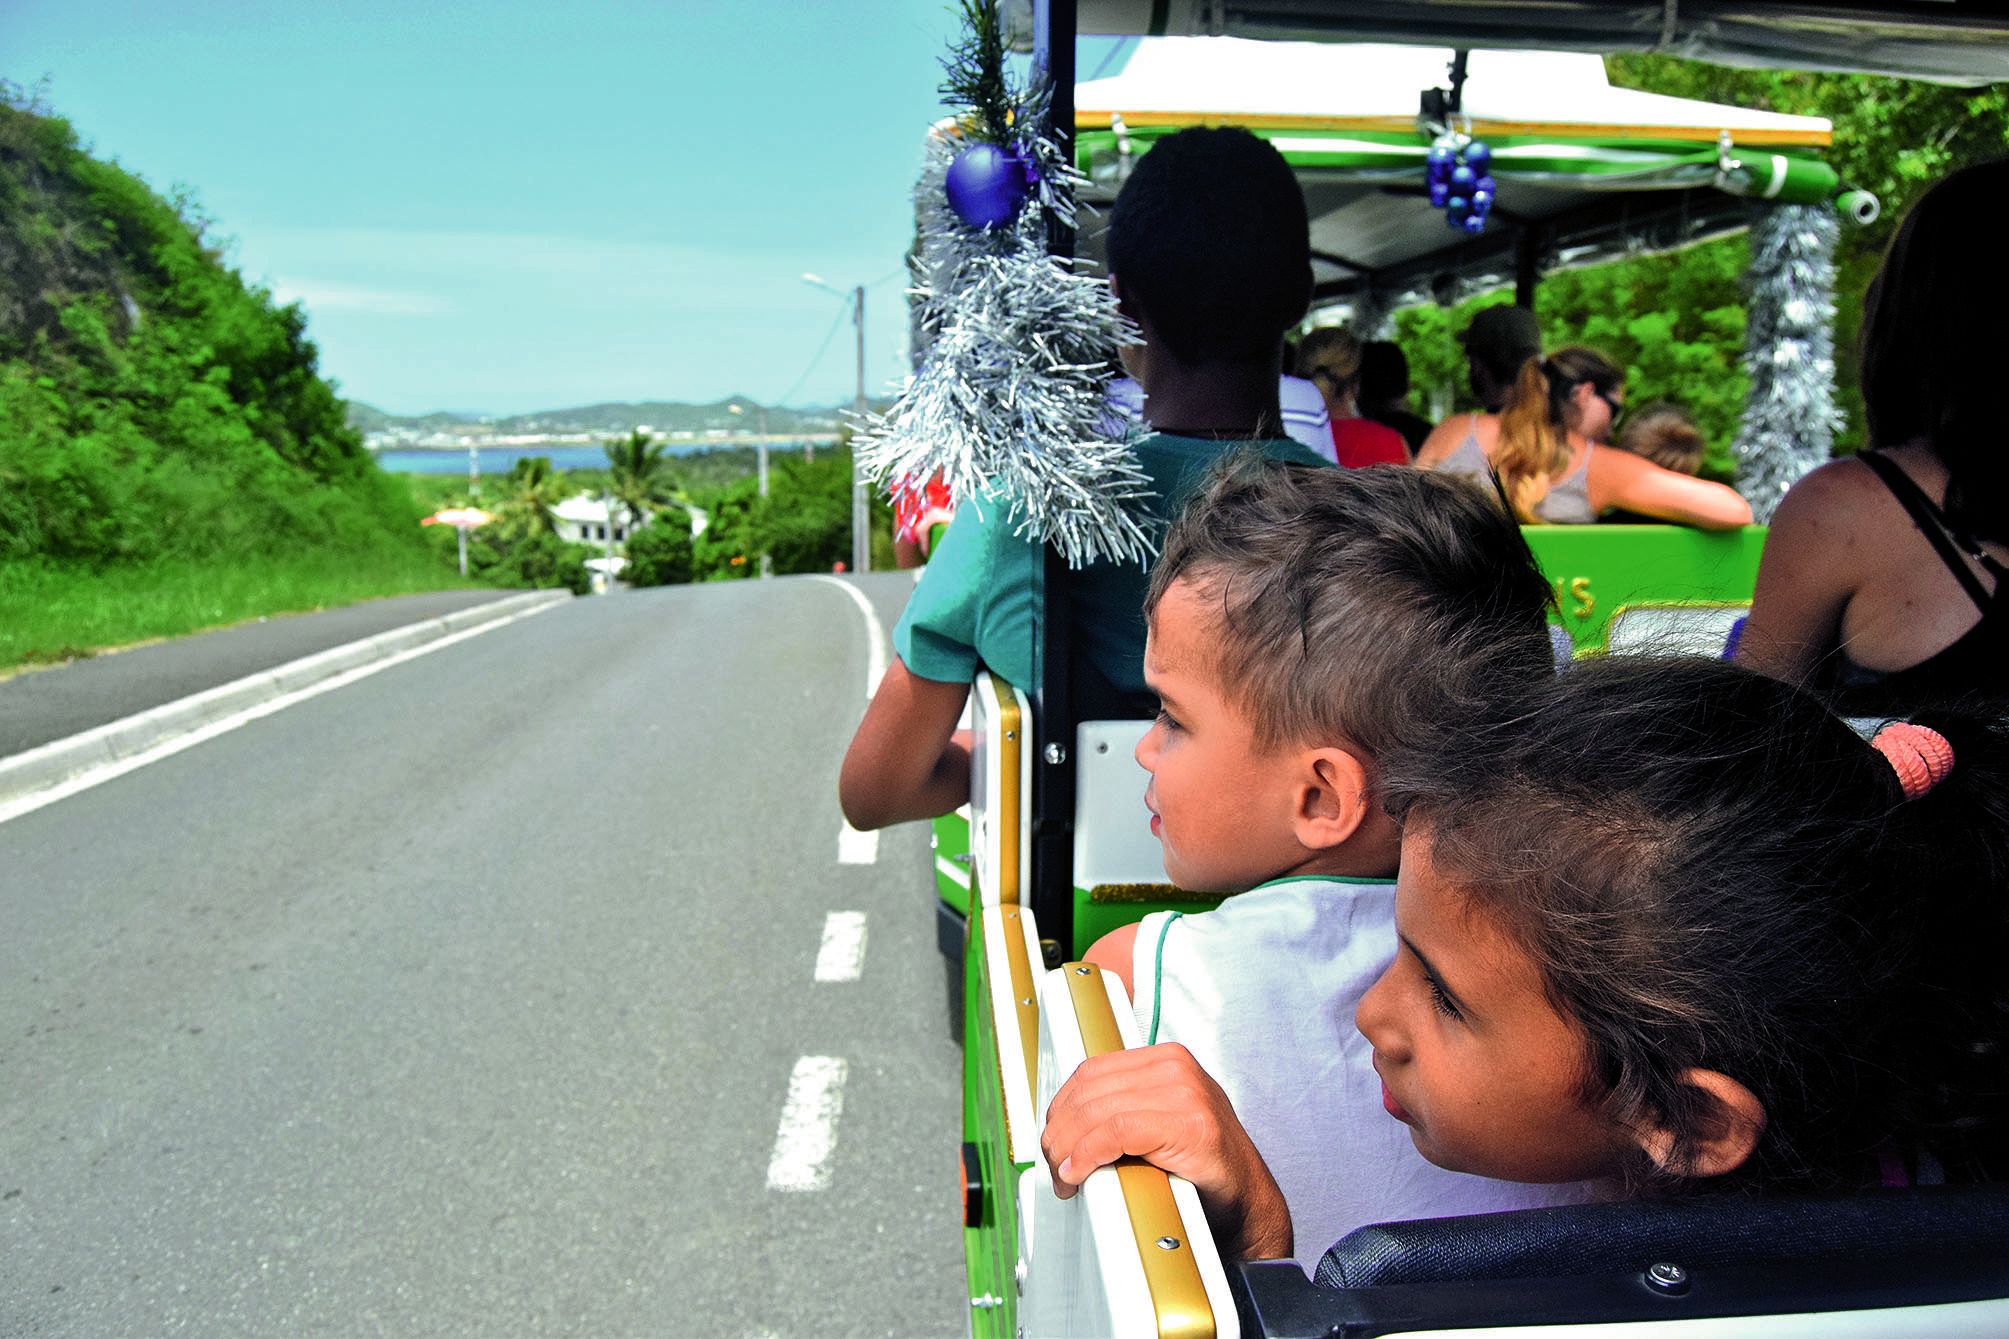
[1132,876,1591,1274]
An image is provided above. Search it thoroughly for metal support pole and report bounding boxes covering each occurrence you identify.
[1031,0,1079,952]
[1514,224,1544,309]
[456,524,468,577]
[851,283,870,573]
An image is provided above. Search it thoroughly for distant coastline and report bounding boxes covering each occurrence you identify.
[377,438,835,475]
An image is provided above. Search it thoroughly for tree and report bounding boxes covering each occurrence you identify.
[491,455,565,537]
[1601,58,2009,449]
[624,511,694,585]
[603,428,682,536]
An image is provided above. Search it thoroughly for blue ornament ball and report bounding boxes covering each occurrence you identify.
[1428,182,1450,207]
[1450,164,1476,190]
[1427,143,1455,166]
[1472,188,1494,208]
[945,143,1029,230]
[1461,214,1487,235]
[1447,195,1469,216]
[1464,140,1491,172]
[1476,174,1497,196]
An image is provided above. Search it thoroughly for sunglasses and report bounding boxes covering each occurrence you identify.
[1593,387,1624,419]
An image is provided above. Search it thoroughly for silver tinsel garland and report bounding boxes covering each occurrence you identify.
[1731,203,1841,522]
[853,96,1152,567]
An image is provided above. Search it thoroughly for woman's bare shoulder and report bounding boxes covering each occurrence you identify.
[1416,412,1494,466]
[1770,456,1891,531]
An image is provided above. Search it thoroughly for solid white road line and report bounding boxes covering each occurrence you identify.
[0,599,561,829]
[837,823,880,865]
[813,911,868,983]
[766,1056,849,1192]
[806,573,888,702]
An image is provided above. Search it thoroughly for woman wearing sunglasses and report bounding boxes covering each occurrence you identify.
[1423,345,1752,528]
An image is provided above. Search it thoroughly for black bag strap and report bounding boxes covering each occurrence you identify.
[1858,451,2003,615]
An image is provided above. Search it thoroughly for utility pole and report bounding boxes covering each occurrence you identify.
[804,272,871,573]
[757,406,773,578]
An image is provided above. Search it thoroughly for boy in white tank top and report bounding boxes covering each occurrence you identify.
[1051,459,1591,1272]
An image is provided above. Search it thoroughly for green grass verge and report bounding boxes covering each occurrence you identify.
[0,550,484,672]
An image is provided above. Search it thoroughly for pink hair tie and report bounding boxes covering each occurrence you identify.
[1871,722,1955,800]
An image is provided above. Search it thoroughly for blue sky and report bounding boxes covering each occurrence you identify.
[4,2,1131,415]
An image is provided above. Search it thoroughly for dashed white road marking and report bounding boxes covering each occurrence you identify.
[838,823,880,865]
[0,600,560,828]
[814,911,869,983]
[806,573,888,701]
[766,1056,849,1192]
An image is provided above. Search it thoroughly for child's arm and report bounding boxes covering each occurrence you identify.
[838,656,973,830]
[1083,922,1140,997]
[1041,1043,1293,1262]
[1588,445,1753,530]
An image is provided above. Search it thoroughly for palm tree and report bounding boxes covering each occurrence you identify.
[604,429,683,539]
[492,455,566,536]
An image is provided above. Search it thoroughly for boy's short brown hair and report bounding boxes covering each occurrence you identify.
[1143,457,1554,761]
[1616,403,1705,475]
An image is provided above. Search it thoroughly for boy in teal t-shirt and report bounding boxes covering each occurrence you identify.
[842,127,1329,831]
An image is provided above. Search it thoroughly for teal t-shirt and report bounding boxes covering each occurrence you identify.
[893,433,1329,693]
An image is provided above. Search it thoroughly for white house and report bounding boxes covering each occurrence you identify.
[553,494,638,547]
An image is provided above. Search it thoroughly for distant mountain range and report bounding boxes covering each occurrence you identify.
[345,397,876,437]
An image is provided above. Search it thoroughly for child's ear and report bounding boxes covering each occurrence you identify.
[1633,1069,1766,1179]
[1292,748,1372,852]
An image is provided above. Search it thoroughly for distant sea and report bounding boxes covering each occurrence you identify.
[376,443,816,475]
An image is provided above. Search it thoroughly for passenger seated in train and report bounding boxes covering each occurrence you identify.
[1357,339,1431,458]
[838,125,1329,831]
[1613,402,1705,475]
[1294,327,1408,468]
[1076,457,1590,1273]
[1423,346,1753,529]
[1738,158,2009,718]
[1045,655,2009,1263]
[1410,303,1541,467]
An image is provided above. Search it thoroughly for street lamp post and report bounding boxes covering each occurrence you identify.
[803,273,871,574]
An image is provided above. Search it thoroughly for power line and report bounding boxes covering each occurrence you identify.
[773,301,852,409]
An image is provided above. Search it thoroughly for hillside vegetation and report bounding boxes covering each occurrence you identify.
[0,87,462,666]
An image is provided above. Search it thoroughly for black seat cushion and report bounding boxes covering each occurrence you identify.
[1315,1185,2009,1290]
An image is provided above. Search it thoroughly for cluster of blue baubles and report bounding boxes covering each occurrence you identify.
[1426,138,1496,235]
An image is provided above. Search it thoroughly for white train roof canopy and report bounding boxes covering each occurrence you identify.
[1072,0,2009,84]
[1071,38,1859,304]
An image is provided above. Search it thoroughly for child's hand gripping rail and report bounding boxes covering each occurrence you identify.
[1025,961,1238,1339]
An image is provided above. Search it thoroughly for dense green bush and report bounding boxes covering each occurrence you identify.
[688,450,893,580]
[624,511,694,585]
[0,88,432,571]
[468,528,592,595]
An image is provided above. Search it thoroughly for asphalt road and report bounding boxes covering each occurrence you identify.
[0,589,517,757]
[0,573,964,1338]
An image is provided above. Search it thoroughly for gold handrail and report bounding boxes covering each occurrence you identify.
[1062,962,1216,1339]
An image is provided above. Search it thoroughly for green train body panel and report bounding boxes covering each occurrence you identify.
[1526,523,1767,652]
[1072,889,1228,961]
[962,911,1021,1337]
